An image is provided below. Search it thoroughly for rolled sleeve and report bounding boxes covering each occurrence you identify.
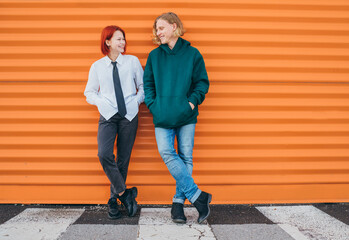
[134,57,145,105]
[84,63,101,106]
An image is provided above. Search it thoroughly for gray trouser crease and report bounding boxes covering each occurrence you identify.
[97,113,138,198]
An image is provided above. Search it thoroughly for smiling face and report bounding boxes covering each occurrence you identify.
[105,30,125,55]
[156,19,177,45]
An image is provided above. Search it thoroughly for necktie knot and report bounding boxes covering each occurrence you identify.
[111,61,117,69]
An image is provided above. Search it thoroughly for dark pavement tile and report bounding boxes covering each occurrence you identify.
[314,203,349,225]
[207,205,274,225]
[0,204,27,224]
[74,205,140,225]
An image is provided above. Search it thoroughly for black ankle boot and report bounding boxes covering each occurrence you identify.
[118,187,138,217]
[107,197,122,219]
[193,191,212,224]
[171,203,187,223]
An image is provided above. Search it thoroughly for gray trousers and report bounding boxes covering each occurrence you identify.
[97,113,138,199]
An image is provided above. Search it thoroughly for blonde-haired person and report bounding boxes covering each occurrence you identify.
[143,12,211,224]
[84,25,144,219]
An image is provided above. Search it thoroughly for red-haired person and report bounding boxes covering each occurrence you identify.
[84,25,144,219]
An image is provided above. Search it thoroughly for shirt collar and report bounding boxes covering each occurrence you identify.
[104,53,124,67]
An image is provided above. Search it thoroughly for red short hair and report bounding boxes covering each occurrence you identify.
[100,25,127,55]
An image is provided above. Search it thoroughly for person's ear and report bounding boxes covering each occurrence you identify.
[172,23,177,32]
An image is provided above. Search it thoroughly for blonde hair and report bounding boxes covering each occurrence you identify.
[152,12,186,45]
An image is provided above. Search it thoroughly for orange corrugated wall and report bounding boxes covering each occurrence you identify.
[1,0,349,204]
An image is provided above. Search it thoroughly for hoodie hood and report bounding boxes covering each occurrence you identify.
[159,37,191,55]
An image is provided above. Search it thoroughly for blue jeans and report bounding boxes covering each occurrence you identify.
[155,124,201,204]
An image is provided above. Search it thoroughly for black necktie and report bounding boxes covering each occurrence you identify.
[111,62,127,117]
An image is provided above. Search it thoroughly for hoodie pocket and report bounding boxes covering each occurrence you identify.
[150,96,193,127]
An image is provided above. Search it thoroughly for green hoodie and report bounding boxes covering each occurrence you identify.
[143,37,209,128]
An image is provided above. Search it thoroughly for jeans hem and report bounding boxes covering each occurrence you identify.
[172,198,185,204]
[189,189,202,203]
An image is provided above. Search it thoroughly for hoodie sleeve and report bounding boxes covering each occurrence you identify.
[188,50,209,107]
[143,53,156,109]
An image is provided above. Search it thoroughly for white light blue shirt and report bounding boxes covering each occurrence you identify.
[84,54,144,121]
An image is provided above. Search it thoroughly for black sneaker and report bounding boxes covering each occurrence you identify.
[193,191,212,224]
[171,203,187,224]
[107,198,122,219]
[118,187,138,217]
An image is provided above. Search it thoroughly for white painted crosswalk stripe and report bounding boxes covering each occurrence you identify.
[0,208,84,240]
[277,224,309,240]
[137,208,216,240]
[257,205,349,240]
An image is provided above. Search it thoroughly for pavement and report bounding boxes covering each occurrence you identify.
[0,203,348,240]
